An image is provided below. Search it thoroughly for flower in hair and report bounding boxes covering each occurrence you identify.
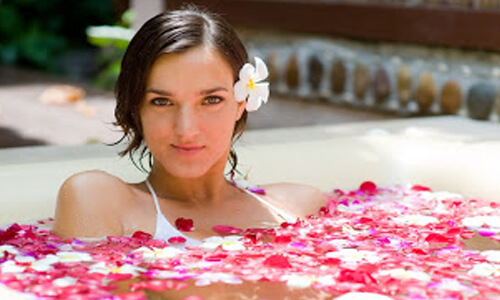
[234,57,269,111]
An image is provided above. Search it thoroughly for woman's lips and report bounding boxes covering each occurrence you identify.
[171,144,205,154]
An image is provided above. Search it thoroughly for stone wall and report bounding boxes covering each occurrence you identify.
[238,29,500,122]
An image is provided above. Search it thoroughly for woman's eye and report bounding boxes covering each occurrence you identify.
[151,98,172,106]
[203,96,223,105]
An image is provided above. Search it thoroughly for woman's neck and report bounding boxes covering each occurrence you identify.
[147,165,235,207]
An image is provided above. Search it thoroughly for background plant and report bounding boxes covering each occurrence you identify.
[0,0,116,73]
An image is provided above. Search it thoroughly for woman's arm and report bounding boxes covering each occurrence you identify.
[52,170,126,239]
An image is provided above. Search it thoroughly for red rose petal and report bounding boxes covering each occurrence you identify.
[263,254,292,268]
[175,218,194,232]
[359,181,377,194]
[131,231,152,241]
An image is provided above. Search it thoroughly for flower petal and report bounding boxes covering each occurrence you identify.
[238,63,254,83]
[254,82,270,104]
[233,80,248,102]
[246,90,262,112]
[254,57,269,82]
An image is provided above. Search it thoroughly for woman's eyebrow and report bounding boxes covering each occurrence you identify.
[199,87,228,95]
[145,87,229,96]
[146,88,171,96]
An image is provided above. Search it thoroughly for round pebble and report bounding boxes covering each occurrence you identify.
[308,55,324,92]
[397,65,412,105]
[330,60,346,94]
[466,82,497,120]
[266,50,279,84]
[354,63,370,100]
[440,80,462,115]
[415,72,436,112]
[286,53,300,90]
[373,66,391,104]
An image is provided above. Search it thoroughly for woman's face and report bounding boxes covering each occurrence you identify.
[140,46,246,178]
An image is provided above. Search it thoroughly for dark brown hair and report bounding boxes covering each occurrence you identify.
[114,5,248,174]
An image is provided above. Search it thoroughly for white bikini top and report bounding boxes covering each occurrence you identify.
[144,178,296,246]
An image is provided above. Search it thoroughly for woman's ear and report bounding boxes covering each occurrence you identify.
[235,99,246,121]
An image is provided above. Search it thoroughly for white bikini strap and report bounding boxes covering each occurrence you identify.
[243,189,296,223]
[145,178,162,214]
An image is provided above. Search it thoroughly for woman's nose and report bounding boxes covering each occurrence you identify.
[174,106,200,139]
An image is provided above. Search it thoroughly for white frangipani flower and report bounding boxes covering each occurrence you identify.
[200,236,245,251]
[234,57,269,111]
[56,251,93,263]
[468,263,500,277]
[4,255,60,272]
[0,260,26,273]
[30,255,60,272]
[52,276,78,287]
[281,274,314,289]
[132,246,183,261]
[280,274,336,289]
[481,250,500,263]
[89,261,146,276]
[462,216,500,231]
[0,245,19,256]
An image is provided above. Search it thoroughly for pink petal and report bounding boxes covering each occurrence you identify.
[116,291,147,300]
[168,236,187,244]
[478,230,496,237]
[247,186,266,195]
[212,225,243,235]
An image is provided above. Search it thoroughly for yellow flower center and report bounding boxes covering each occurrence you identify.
[246,79,255,90]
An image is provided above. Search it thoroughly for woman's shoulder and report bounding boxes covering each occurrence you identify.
[260,182,328,218]
[62,169,129,190]
[53,170,134,238]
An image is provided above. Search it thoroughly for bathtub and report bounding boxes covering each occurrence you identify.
[1,115,500,226]
[2,115,500,299]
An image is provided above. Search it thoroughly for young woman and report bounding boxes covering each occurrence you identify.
[52,6,327,245]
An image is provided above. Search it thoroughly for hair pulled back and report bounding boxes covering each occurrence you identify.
[114,5,249,173]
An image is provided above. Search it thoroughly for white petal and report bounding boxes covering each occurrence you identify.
[239,63,254,83]
[246,91,262,112]
[0,245,19,255]
[15,256,35,263]
[254,82,270,103]
[233,80,248,102]
[254,57,269,82]
[334,292,393,300]
[222,242,245,251]
[224,236,243,242]
[53,276,78,287]
[284,275,312,289]
[1,261,26,273]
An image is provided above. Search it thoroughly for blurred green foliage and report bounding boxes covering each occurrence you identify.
[86,10,134,90]
[0,0,116,71]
